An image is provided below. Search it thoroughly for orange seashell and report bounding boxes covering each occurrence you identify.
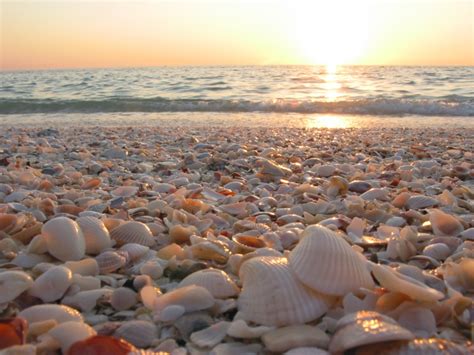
[0,318,28,350]
[217,188,235,196]
[67,335,136,355]
[81,178,102,190]
[38,179,54,191]
[55,204,84,216]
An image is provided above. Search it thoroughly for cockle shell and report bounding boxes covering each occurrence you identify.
[429,209,464,236]
[41,217,85,261]
[110,221,154,247]
[139,260,164,279]
[190,321,231,348]
[119,243,149,261]
[178,268,239,299]
[29,265,72,302]
[95,251,127,274]
[154,285,215,314]
[262,325,330,353]
[328,311,414,353]
[0,270,34,303]
[406,195,438,210]
[18,305,83,324]
[114,320,157,348]
[48,321,96,354]
[288,225,374,296]
[238,256,332,326]
[76,216,112,255]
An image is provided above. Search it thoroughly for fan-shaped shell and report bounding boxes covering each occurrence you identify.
[288,225,374,296]
[48,321,96,353]
[429,209,464,236]
[95,251,127,274]
[110,221,154,247]
[29,265,72,302]
[18,304,83,324]
[119,243,149,261]
[178,268,239,299]
[238,256,332,326]
[0,270,34,303]
[114,320,157,348]
[406,195,438,210]
[41,217,85,261]
[76,216,112,255]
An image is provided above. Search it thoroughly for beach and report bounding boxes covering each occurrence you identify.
[0,120,473,353]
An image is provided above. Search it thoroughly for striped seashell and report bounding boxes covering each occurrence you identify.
[48,321,97,354]
[18,304,83,324]
[119,243,150,262]
[329,311,414,353]
[190,321,231,348]
[406,195,438,210]
[178,268,239,299]
[429,209,464,236]
[41,217,85,262]
[110,221,154,247]
[238,256,332,326]
[114,320,157,348]
[0,270,34,303]
[95,251,127,274]
[76,216,112,255]
[288,225,374,296]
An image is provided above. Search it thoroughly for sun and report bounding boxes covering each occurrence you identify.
[288,0,369,67]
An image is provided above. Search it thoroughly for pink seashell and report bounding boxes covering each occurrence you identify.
[110,221,154,247]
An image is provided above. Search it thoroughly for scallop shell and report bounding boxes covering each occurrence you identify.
[114,320,157,348]
[154,285,215,315]
[262,325,330,353]
[110,287,138,311]
[429,209,464,236]
[178,268,239,299]
[119,243,149,261]
[406,195,438,210]
[0,270,34,303]
[48,321,96,354]
[227,319,274,339]
[190,321,231,348]
[30,265,72,302]
[328,311,414,353]
[76,216,112,255]
[96,251,127,274]
[18,304,83,324]
[110,221,154,247]
[41,217,86,261]
[288,225,374,296]
[238,256,332,326]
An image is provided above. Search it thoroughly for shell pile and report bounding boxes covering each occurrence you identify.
[0,125,473,354]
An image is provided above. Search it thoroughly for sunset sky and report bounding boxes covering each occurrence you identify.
[1,0,473,70]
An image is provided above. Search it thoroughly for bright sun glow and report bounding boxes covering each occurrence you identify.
[289,0,369,66]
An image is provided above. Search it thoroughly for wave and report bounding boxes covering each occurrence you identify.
[0,97,473,116]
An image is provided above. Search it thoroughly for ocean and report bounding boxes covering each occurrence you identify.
[1,66,473,127]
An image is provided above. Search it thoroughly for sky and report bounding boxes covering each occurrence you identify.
[1,0,473,70]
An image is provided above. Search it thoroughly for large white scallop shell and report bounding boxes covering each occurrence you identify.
[18,304,83,324]
[178,268,239,299]
[76,216,112,255]
[29,265,72,302]
[110,221,155,246]
[41,217,86,261]
[48,321,96,353]
[0,270,34,303]
[288,225,374,296]
[238,256,332,326]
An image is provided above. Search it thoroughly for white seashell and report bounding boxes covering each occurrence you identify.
[406,195,438,209]
[26,235,48,254]
[65,258,99,276]
[18,304,83,324]
[211,342,262,355]
[71,274,101,291]
[12,252,52,268]
[284,348,329,355]
[111,185,139,198]
[429,209,464,236]
[48,321,96,353]
[360,188,390,201]
[154,285,215,315]
[262,325,330,353]
[157,304,186,322]
[0,344,36,355]
[315,164,336,177]
[30,265,72,302]
[110,221,155,246]
[140,260,164,279]
[0,270,34,303]
[178,268,239,299]
[227,319,274,339]
[397,305,437,337]
[288,225,374,296]
[76,216,112,255]
[422,243,451,260]
[111,287,138,311]
[119,243,150,261]
[95,250,127,274]
[329,311,414,353]
[460,228,474,240]
[42,217,85,261]
[61,288,113,312]
[114,320,157,348]
[370,263,444,302]
[238,256,331,326]
[190,321,231,348]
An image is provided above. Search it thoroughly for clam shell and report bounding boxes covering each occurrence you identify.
[29,265,72,302]
[262,325,330,353]
[96,251,127,274]
[329,311,414,353]
[154,285,215,314]
[0,270,34,303]
[110,221,154,247]
[238,256,331,326]
[178,268,239,299]
[288,225,374,296]
[119,243,149,261]
[406,195,438,210]
[41,217,85,261]
[114,320,157,348]
[190,321,231,348]
[422,243,451,260]
[110,287,138,311]
[429,209,464,236]
[76,216,112,255]
[48,321,96,353]
[18,304,83,324]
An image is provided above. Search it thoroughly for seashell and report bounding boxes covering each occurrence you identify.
[110,221,154,247]
[41,217,85,261]
[114,320,157,348]
[29,265,72,302]
[156,304,186,322]
[102,217,124,232]
[71,274,101,291]
[360,188,390,201]
[154,285,215,315]
[315,164,336,177]
[422,243,451,260]
[54,204,84,216]
[190,321,231,348]
[370,263,444,302]
[139,260,164,279]
[353,338,471,354]
[460,228,474,240]
[227,319,274,339]
[96,251,127,274]
[26,234,48,254]
[81,177,102,190]
[212,342,262,355]
[232,234,266,254]
[188,241,230,264]
[110,287,138,311]
[76,216,112,255]
[284,348,330,355]
[111,186,139,198]
[0,318,28,349]
[1,344,36,355]
[0,270,34,303]
[262,325,330,353]
[429,209,464,236]
[18,304,83,324]
[406,195,438,210]
[328,311,414,353]
[139,285,161,310]
[326,176,348,197]
[157,243,185,260]
[238,256,331,326]
[439,258,474,293]
[119,243,149,261]
[288,225,374,296]
[397,305,437,337]
[12,252,52,268]
[348,180,372,193]
[169,224,198,244]
[48,321,96,354]
[67,335,137,355]
[0,214,24,234]
[178,268,239,299]
[62,288,113,312]
[65,258,99,276]
[257,159,292,177]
